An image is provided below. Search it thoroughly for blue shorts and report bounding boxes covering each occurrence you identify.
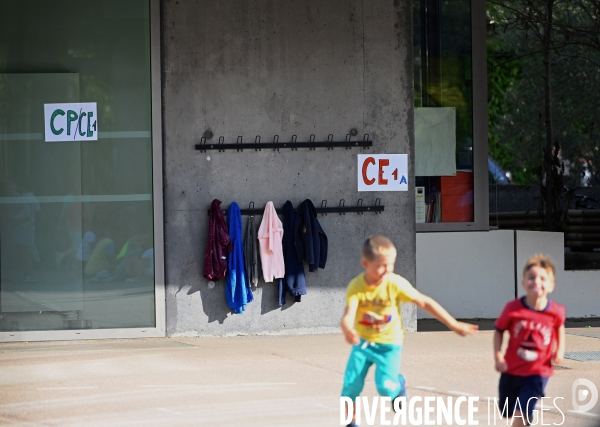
[499,373,549,421]
[341,339,405,400]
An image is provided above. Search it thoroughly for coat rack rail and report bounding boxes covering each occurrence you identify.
[209,199,384,216]
[196,134,372,152]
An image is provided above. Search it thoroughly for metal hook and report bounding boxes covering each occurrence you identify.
[345,134,352,150]
[218,136,225,152]
[309,134,316,150]
[248,201,255,217]
[236,136,243,152]
[255,135,261,151]
[327,134,334,150]
[199,136,207,152]
[273,135,279,152]
[320,200,327,216]
[375,198,381,214]
[357,199,364,215]
[291,135,297,151]
[339,199,345,215]
[363,133,370,149]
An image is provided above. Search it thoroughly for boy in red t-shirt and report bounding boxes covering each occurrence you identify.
[494,254,566,426]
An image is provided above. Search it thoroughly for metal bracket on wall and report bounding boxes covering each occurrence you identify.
[195,133,372,152]
[209,199,383,216]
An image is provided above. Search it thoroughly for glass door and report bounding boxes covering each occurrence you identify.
[0,0,161,336]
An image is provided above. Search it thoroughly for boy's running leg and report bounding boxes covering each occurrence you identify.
[341,340,375,427]
[371,343,404,409]
[393,373,407,411]
[517,375,549,426]
[499,373,548,426]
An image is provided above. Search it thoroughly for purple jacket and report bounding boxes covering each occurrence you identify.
[203,199,232,281]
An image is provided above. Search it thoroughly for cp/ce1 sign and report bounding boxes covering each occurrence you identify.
[44,103,98,142]
[358,154,408,191]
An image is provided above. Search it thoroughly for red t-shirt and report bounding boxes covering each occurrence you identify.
[495,297,566,377]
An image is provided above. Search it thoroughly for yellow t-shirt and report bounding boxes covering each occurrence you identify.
[347,272,420,345]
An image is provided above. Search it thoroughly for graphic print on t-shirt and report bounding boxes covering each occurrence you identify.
[357,298,393,332]
[512,319,552,362]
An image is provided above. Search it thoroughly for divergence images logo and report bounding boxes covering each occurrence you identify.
[572,378,598,413]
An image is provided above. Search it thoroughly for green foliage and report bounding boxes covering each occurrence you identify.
[488,0,600,190]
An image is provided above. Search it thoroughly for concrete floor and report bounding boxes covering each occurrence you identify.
[0,328,599,426]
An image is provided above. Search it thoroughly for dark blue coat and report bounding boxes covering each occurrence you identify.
[278,201,306,306]
[294,199,328,272]
[226,202,254,313]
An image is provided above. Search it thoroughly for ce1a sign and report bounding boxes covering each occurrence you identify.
[358,154,408,191]
[44,103,98,142]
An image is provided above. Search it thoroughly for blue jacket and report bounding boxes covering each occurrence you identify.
[294,199,328,272]
[278,201,306,306]
[226,202,254,313]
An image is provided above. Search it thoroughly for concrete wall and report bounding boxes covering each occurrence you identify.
[161,0,416,336]
[417,230,600,319]
[416,230,515,319]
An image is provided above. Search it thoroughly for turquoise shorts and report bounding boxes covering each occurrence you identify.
[341,339,405,400]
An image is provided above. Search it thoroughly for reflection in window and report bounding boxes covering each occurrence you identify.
[0,0,156,331]
[414,0,474,223]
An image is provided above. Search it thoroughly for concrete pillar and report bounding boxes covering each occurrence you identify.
[162,0,415,336]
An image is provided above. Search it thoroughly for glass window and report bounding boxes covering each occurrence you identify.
[487,0,600,270]
[0,0,156,331]
[414,0,474,224]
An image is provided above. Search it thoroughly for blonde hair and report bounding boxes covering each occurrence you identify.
[523,254,556,278]
[362,235,396,261]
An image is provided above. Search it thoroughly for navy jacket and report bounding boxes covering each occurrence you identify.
[225,202,254,313]
[294,199,328,272]
[278,201,306,306]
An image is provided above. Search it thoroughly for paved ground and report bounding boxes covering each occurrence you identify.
[0,327,599,426]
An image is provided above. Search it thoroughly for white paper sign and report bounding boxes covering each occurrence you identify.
[44,102,98,142]
[358,154,408,191]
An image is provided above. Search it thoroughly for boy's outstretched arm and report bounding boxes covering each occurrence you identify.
[553,325,565,365]
[340,299,360,345]
[411,293,478,336]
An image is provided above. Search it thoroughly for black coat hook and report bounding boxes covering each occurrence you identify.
[320,200,328,216]
[327,134,334,150]
[357,199,364,215]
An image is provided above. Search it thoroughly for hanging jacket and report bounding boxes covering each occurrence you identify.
[277,200,306,306]
[294,199,328,272]
[244,214,259,288]
[226,202,254,313]
[203,199,232,281]
[257,201,285,282]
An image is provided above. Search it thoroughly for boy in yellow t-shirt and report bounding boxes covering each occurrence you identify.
[340,236,478,427]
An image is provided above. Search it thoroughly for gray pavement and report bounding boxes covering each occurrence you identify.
[0,328,599,426]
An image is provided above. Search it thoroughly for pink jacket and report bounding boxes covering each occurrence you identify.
[258,201,285,282]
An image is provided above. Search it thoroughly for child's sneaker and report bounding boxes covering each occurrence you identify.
[347,421,359,427]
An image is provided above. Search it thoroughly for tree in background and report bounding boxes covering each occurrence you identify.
[488,0,600,231]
